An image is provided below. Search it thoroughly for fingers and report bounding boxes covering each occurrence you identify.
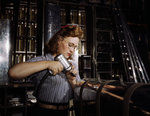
[48,61,64,75]
[66,68,77,81]
[47,61,78,76]
[54,62,64,75]
[69,64,78,76]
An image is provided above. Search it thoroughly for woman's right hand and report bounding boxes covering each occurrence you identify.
[47,61,64,75]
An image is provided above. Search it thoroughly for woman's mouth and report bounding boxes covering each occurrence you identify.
[67,53,72,57]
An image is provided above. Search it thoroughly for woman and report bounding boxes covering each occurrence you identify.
[8,24,84,116]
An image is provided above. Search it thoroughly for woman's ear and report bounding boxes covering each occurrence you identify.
[58,37,63,44]
[59,36,64,41]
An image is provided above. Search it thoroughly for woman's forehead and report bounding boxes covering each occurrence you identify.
[64,37,79,43]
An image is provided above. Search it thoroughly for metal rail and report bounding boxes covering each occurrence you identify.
[112,3,150,83]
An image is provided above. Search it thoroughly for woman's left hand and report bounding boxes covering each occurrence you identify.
[66,64,77,80]
[65,64,78,88]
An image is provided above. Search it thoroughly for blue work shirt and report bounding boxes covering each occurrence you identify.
[27,53,81,104]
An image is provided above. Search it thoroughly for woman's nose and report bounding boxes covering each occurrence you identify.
[69,47,74,53]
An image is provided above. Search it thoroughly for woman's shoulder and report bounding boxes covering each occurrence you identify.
[27,53,54,62]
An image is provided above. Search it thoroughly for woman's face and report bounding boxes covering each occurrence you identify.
[58,37,79,59]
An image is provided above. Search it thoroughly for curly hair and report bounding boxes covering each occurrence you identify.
[45,25,83,54]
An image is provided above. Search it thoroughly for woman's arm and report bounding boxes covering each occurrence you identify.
[8,61,63,79]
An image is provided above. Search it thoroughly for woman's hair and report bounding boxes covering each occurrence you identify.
[45,24,83,54]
